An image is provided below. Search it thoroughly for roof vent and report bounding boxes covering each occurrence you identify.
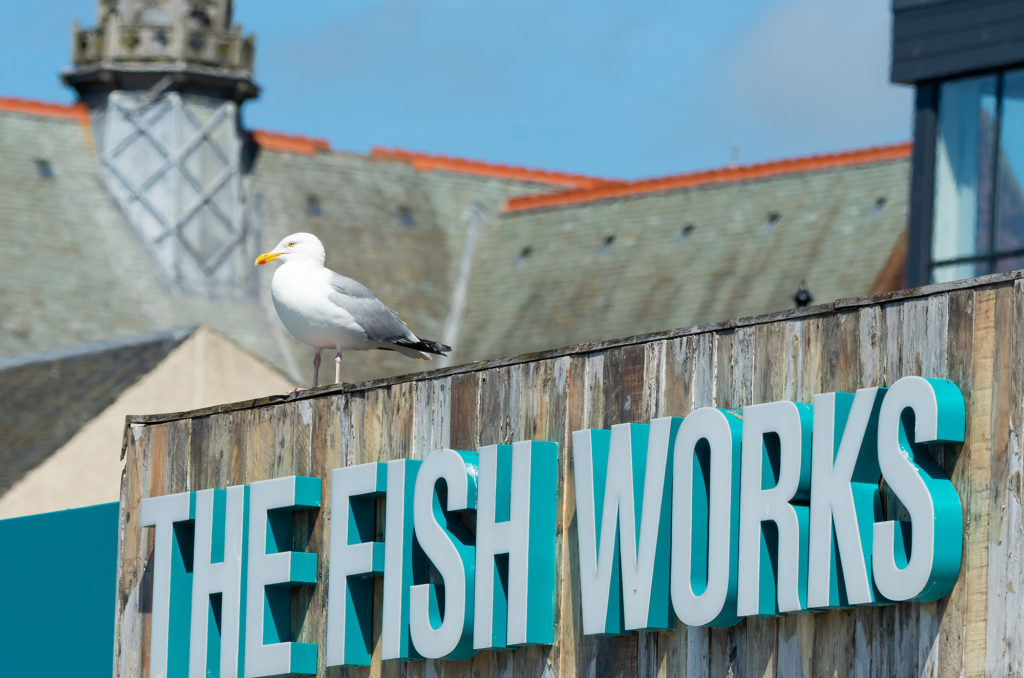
[677,224,695,244]
[516,246,533,267]
[760,212,781,234]
[35,159,53,179]
[870,197,887,218]
[399,206,417,228]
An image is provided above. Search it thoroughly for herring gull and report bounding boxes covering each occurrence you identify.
[255,232,451,388]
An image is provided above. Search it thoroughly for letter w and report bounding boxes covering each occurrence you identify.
[572,418,678,635]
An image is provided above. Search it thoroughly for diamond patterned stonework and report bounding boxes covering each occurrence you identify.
[98,91,255,298]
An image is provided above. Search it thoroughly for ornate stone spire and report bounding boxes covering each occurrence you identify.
[62,0,261,299]
[64,0,257,101]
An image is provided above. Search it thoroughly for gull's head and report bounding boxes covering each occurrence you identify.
[255,232,326,267]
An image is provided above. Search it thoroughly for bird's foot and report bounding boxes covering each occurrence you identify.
[286,387,307,395]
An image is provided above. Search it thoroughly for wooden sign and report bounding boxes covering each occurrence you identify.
[115,273,1024,677]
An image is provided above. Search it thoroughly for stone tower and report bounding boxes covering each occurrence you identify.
[63,0,260,298]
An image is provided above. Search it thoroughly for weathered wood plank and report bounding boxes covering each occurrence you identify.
[557,352,589,678]
[999,280,1024,678]
[962,288,997,677]
[934,288,973,678]
[514,359,557,677]
[448,371,480,452]
[114,422,149,678]
[352,386,391,678]
[982,284,1017,677]
[917,294,949,678]
[707,329,738,678]
[710,326,752,678]
[306,396,341,676]
[748,318,786,678]
[637,341,665,678]
[471,364,519,678]
[777,317,806,678]
[851,304,884,678]
[600,344,647,678]
[659,334,713,678]
[541,355,571,678]
[889,299,924,678]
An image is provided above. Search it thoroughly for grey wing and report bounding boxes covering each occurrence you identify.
[326,272,417,343]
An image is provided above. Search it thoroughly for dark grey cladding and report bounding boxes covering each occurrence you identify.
[891,0,1024,84]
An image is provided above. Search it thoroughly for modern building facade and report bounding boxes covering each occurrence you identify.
[894,0,1024,285]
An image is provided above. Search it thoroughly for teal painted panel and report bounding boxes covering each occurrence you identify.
[0,502,118,676]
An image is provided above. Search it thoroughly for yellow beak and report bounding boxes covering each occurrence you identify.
[255,250,282,266]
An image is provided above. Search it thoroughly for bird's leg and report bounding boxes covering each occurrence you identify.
[286,349,322,395]
[335,348,343,384]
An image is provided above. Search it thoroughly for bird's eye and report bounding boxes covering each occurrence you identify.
[287,241,296,247]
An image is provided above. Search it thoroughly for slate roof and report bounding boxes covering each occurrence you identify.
[0,95,912,387]
[0,101,574,384]
[0,327,194,495]
[454,146,910,362]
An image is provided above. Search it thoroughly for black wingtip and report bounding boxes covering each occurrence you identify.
[391,337,451,356]
[417,339,452,356]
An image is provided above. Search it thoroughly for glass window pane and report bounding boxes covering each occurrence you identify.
[997,69,1024,253]
[995,255,1024,274]
[932,75,998,263]
[931,260,990,284]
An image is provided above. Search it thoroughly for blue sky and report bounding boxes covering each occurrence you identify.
[2,0,911,180]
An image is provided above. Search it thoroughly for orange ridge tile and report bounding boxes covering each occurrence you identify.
[252,130,330,155]
[503,142,913,213]
[0,96,89,123]
[370,147,621,189]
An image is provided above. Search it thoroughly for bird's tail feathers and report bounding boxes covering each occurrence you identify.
[389,336,451,357]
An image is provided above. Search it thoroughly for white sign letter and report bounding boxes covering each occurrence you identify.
[808,389,884,608]
[409,449,478,660]
[189,486,248,678]
[473,440,559,650]
[326,463,387,667]
[737,400,813,616]
[140,491,195,678]
[873,376,964,602]
[671,408,743,627]
[244,476,321,677]
[381,459,421,661]
[572,421,675,635]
